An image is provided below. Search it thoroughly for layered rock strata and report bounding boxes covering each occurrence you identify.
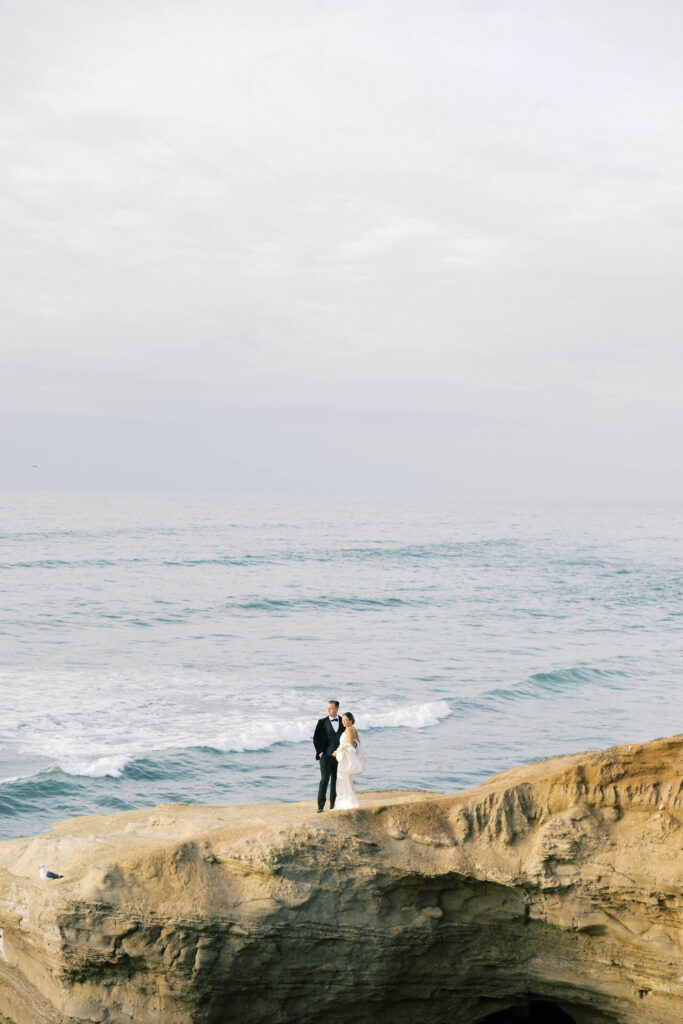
[0,734,681,1024]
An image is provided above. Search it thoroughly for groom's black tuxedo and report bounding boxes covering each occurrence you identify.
[313,715,344,810]
[313,716,345,758]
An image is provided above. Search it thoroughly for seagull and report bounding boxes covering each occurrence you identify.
[39,864,63,880]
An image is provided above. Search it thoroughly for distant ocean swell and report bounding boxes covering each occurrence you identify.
[479,665,633,706]
[0,538,519,572]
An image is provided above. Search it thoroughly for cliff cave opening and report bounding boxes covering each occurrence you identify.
[479,1000,577,1023]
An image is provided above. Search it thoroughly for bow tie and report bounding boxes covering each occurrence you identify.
[331,717,339,722]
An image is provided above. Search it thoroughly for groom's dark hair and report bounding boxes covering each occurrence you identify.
[328,700,339,707]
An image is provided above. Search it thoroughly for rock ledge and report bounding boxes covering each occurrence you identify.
[0,734,681,1023]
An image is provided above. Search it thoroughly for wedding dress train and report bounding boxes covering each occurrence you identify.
[334,738,367,809]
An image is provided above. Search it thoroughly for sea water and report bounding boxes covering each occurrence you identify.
[0,493,681,841]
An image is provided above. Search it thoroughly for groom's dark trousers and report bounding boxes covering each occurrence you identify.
[313,716,344,810]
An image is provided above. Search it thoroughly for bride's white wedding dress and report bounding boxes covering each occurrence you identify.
[334,737,367,810]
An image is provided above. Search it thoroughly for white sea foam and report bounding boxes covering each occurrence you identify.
[362,700,451,730]
[62,755,131,778]
[48,701,454,769]
[211,701,451,753]
[37,700,454,770]
[3,700,454,778]
[9,699,452,778]
[213,718,311,753]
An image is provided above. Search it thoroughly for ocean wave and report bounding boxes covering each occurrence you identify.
[0,764,87,817]
[160,558,253,568]
[210,700,451,753]
[22,704,454,774]
[362,700,451,729]
[60,754,131,779]
[483,665,630,706]
[332,541,515,562]
[160,540,515,569]
[0,557,143,570]
[0,544,474,574]
[0,759,131,804]
[230,596,417,612]
[0,756,133,787]
[0,768,57,791]
[211,719,311,753]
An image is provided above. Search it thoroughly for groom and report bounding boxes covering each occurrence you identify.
[313,700,344,812]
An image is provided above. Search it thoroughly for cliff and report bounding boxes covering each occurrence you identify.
[0,734,681,1024]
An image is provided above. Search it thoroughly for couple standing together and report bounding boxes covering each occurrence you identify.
[313,700,367,812]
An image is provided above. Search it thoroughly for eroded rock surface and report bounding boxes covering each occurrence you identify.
[0,735,681,1024]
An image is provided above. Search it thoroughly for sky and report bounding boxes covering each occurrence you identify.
[2,0,683,497]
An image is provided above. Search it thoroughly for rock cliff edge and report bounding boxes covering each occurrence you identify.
[0,735,681,1024]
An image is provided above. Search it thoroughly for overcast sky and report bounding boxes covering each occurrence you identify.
[2,0,682,497]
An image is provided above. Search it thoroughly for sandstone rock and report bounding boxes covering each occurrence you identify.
[0,735,681,1023]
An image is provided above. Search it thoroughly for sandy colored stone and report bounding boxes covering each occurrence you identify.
[0,734,681,1023]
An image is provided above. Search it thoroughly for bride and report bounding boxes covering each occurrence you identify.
[332,712,367,809]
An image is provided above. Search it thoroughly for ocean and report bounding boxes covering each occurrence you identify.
[1,492,681,842]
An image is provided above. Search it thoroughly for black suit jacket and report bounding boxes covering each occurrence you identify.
[313,716,345,760]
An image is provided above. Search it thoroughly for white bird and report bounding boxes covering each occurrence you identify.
[39,864,63,880]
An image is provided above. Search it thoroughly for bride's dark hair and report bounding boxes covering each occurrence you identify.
[342,712,355,724]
